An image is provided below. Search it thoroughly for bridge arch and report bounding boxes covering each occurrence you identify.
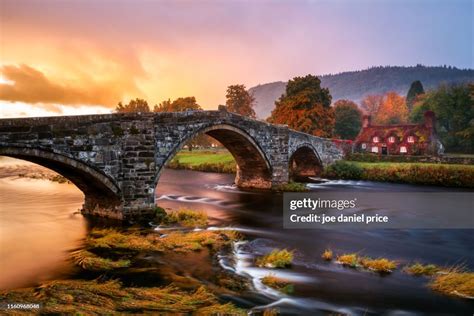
[0,146,122,216]
[155,123,273,189]
[289,143,323,180]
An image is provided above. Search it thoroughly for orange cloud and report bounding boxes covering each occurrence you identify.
[0,64,142,107]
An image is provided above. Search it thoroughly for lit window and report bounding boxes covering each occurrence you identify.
[373,136,379,143]
[371,146,379,153]
[388,136,395,143]
[400,146,407,153]
[407,136,415,143]
[361,143,366,149]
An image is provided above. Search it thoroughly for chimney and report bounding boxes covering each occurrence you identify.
[424,111,436,131]
[362,115,371,128]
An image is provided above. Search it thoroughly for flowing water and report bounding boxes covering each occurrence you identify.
[0,157,473,315]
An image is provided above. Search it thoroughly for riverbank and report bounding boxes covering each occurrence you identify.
[322,161,474,188]
[167,150,474,188]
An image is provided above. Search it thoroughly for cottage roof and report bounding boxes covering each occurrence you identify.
[355,123,431,143]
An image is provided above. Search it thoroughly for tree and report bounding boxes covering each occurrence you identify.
[410,83,473,153]
[333,100,362,140]
[153,96,212,151]
[116,98,150,113]
[268,75,334,137]
[225,84,256,118]
[406,80,425,111]
[374,92,409,125]
[360,94,383,116]
[154,96,201,112]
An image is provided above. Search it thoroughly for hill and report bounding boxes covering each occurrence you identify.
[249,65,474,119]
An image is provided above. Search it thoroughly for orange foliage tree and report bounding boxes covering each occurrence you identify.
[374,92,409,125]
[268,75,334,137]
[360,94,383,116]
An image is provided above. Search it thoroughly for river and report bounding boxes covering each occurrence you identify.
[0,157,473,315]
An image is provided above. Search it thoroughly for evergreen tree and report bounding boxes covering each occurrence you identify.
[268,75,334,137]
[406,80,425,111]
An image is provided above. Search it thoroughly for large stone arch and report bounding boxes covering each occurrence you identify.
[155,123,273,189]
[289,143,323,181]
[0,146,122,218]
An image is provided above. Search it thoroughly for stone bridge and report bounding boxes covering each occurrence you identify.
[0,109,343,220]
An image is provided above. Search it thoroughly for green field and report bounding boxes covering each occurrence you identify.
[171,150,235,166]
[168,150,236,173]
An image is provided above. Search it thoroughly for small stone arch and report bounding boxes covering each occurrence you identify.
[155,123,273,189]
[0,146,122,215]
[289,143,323,181]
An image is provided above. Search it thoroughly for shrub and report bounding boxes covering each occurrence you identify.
[257,249,294,268]
[322,160,363,179]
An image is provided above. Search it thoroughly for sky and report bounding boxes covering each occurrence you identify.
[0,0,472,117]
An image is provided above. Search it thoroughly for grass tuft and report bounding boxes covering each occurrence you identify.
[336,253,359,268]
[429,267,474,299]
[257,249,294,268]
[404,262,441,276]
[321,249,333,261]
[261,274,294,295]
[272,182,308,192]
[163,209,208,227]
[336,253,397,273]
[359,257,397,273]
[71,249,130,271]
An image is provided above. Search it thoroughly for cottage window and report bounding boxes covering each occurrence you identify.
[388,136,395,143]
[361,143,366,149]
[407,136,415,143]
[400,146,407,153]
[371,146,378,153]
[372,136,379,143]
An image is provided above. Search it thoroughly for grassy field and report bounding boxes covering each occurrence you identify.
[171,150,235,166]
[167,150,236,173]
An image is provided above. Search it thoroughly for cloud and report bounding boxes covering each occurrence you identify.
[0,64,141,107]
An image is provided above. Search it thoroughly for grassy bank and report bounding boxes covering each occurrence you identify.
[167,150,236,173]
[322,160,474,188]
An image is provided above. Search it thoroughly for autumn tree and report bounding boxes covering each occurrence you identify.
[268,75,334,137]
[225,84,256,118]
[153,96,201,112]
[406,80,425,111]
[374,92,408,125]
[410,83,473,153]
[153,96,214,151]
[116,98,151,113]
[333,99,363,140]
[360,94,383,116]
